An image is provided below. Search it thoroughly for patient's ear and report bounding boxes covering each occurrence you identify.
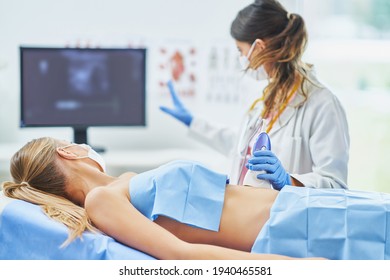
[56,147,78,159]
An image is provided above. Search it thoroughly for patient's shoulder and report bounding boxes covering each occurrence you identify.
[85,185,129,220]
[85,186,111,208]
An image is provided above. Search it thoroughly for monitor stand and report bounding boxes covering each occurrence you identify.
[73,127,106,153]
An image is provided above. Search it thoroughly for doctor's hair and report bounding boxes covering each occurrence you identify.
[1,137,99,247]
[231,0,313,119]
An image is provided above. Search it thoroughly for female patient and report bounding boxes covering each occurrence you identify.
[3,137,390,260]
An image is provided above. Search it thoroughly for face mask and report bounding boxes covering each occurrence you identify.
[239,41,269,81]
[246,66,268,81]
[60,143,106,172]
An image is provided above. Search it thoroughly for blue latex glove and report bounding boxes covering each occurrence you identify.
[159,80,193,126]
[247,150,292,190]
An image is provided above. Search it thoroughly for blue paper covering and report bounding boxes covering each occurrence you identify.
[251,186,390,260]
[0,199,155,260]
[130,160,228,231]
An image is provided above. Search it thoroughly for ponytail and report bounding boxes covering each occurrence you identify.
[278,13,307,62]
[260,12,313,119]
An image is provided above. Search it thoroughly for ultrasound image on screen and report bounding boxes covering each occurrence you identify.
[65,52,110,97]
[21,48,146,127]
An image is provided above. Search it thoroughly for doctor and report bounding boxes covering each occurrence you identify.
[160,0,350,190]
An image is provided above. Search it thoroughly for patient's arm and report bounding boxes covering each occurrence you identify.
[84,186,295,260]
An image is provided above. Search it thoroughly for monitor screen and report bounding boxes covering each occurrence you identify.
[20,47,146,147]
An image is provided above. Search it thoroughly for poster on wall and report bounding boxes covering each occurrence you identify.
[152,42,199,100]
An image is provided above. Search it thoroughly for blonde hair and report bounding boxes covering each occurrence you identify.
[231,0,317,119]
[1,137,98,247]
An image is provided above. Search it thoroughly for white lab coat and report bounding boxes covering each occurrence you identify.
[188,72,350,189]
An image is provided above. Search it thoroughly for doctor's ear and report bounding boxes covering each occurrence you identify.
[254,39,266,51]
[56,147,78,160]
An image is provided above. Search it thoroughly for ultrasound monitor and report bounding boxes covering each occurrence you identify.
[20,47,147,152]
